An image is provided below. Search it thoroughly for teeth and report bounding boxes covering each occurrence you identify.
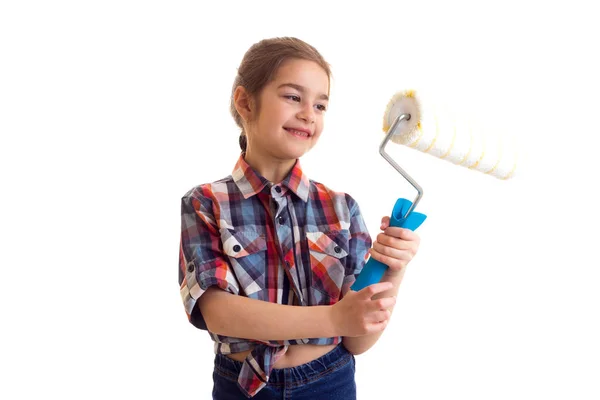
[286,128,308,137]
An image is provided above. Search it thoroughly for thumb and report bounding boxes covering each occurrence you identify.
[380,216,390,230]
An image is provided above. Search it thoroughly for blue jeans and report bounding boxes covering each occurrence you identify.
[212,344,356,399]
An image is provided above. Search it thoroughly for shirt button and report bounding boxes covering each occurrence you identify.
[274,186,282,193]
[278,216,285,224]
[233,244,241,252]
[187,262,194,273]
[334,246,341,253]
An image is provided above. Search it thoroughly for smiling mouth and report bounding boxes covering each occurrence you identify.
[284,128,311,138]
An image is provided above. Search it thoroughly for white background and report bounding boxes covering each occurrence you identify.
[2,1,599,399]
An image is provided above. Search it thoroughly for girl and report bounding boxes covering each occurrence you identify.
[179,37,421,399]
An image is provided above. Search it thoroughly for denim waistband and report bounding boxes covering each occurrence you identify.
[213,344,353,387]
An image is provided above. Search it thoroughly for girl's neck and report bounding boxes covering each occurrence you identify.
[243,149,296,184]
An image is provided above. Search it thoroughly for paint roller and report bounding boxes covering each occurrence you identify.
[351,89,518,291]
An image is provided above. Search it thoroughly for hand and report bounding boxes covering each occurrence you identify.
[331,282,396,337]
[368,216,421,277]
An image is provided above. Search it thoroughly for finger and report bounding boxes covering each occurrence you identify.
[376,232,413,251]
[372,239,413,259]
[359,281,394,299]
[369,247,408,271]
[366,318,390,334]
[371,296,396,310]
[380,216,390,230]
[367,309,391,323]
[367,320,389,333]
[384,226,420,242]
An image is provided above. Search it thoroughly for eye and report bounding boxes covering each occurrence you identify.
[315,104,327,112]
[284,95,301,102]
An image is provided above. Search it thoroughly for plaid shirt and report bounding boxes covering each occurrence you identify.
[179,155,372,398]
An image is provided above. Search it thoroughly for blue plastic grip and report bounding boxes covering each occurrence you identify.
[350,198,427,292]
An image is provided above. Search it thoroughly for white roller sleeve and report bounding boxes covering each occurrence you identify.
[383,90,518,179]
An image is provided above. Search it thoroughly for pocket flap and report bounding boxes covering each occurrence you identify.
[220,228,267,258]
[306,230,349,259]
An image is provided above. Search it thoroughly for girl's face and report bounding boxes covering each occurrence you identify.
[246,58,329,164]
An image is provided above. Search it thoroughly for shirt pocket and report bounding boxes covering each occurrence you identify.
[220,228,267,298]
[306,229,349,304]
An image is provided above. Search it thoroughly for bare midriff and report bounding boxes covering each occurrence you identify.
[226,343,338,369]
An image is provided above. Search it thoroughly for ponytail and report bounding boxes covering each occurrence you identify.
[239,133,247,153]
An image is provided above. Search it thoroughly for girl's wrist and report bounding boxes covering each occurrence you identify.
[383,269,404,282]
[324,304,341,337]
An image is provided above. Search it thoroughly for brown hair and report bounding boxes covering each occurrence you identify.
[230,37,331,152]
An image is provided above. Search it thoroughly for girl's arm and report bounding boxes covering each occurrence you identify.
[343,219,420,355]
[199,282,395,341]
[342,271,405,355]
[198,286,336,340]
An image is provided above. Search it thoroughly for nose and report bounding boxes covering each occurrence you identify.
[296,103,315,124]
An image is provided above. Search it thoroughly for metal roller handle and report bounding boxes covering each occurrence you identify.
[379,113,424,219]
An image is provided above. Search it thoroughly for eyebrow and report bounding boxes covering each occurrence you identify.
[277,83,329,101]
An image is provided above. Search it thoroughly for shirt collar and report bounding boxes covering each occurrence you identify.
[232,154,310,202]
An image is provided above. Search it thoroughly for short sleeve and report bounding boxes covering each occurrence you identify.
[340,195,372,298]
[178,190,240,330]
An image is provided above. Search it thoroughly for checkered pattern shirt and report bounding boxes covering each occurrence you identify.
[178,155,372,398]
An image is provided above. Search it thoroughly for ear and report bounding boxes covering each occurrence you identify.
[233,86,254,123]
